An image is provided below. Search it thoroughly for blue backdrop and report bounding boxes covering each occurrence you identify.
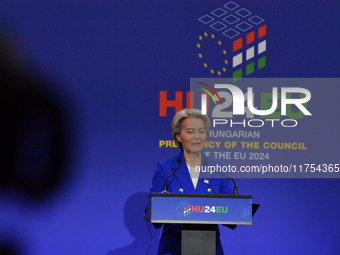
[0,1,339,255]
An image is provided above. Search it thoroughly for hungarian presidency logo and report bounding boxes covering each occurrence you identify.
[177,200,229,217]
[197,1,266,81]
[177,200,192,217]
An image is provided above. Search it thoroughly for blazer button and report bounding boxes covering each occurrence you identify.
[207,188,212,192]
[179,188,184,193]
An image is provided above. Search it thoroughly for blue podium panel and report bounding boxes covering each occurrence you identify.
[151,193,253,225]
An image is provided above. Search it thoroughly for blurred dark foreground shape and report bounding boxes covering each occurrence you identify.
[0,29,72,255]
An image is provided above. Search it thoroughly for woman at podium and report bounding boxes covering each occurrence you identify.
[148,108,233,255]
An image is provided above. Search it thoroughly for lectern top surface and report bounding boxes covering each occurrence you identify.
[152,193,252,199]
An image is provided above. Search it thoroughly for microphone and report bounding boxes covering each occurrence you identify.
[162,158,182,193]
[203,161,238,195]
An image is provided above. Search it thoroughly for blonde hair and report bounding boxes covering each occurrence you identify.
[171,108,210,150]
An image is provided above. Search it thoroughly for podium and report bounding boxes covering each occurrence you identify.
[150,193,258,255]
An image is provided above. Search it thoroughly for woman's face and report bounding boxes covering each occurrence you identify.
[176,118,207,154]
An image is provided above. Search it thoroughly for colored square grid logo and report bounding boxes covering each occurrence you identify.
[197,1,267,81]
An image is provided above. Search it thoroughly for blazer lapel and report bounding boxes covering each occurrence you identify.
[196,161,219,194]
[175,164,196,194]
[196,177,215,194]
[171,151,216,194]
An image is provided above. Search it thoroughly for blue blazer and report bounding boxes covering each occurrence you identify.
[149,151,233,255]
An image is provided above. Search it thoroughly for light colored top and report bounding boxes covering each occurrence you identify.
[187,164,200,189]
